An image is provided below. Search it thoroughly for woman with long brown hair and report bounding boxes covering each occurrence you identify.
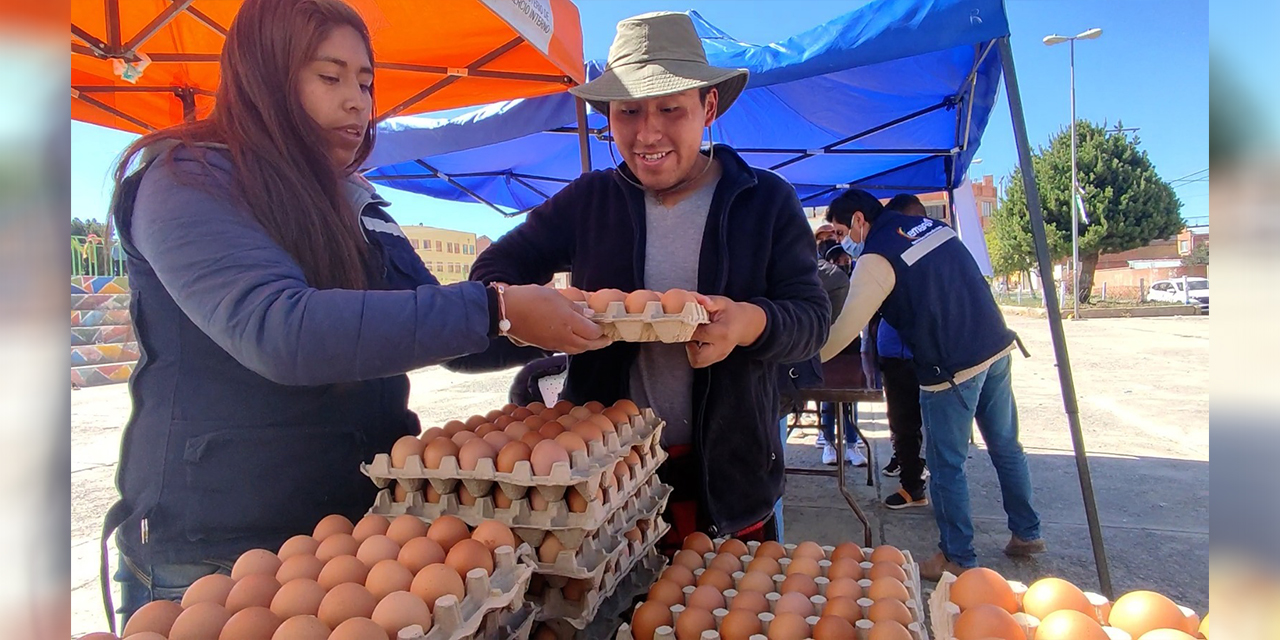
[102,0,607,625]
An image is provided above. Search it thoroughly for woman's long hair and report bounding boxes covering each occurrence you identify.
[114,0,376,290]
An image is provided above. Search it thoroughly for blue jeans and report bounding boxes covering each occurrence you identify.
[918,355,1040,567]
[819,402,855,445]
[115,553,231,627]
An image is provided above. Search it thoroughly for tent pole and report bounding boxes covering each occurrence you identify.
[998,37,1113,599]
[575,97,592,174]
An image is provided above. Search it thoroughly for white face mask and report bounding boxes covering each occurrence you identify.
[841,224,865,259]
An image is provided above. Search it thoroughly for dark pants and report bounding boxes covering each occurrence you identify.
[881,357,926,493]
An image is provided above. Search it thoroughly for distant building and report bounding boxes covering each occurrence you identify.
[400,225,479,285]
[476,235,493,256]
[1091,225,1209,290]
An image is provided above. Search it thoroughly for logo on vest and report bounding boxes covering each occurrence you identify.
[897,219,935,241]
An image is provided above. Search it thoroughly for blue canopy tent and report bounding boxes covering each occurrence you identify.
[366,0,1114,596]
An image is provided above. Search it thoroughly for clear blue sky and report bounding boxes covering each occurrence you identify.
[71,0,1211,240]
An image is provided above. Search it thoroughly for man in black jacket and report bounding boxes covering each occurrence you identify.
[469,12,829,544]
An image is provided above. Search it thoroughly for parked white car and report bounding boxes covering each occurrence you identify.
[1148,277,1209,312]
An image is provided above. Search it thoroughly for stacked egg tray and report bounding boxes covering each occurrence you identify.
[363,408,665,502]
[413,550,534,640]
[617,540,929,640]
[533,549,669,640]
[580,300,709,344]
[928,570,1202,640]
[402,601,539,640]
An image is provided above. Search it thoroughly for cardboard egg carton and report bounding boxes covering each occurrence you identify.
[536,548,668,638]
[521,480,673,575]
[721,541,923,609]
[616,605,930,640]
[581,300,709,344]
[927,571,1148,640]
[396,544,534,640]
[363,411,665,502]
[369,445,668,536]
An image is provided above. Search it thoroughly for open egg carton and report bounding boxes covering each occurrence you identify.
[370,443,669,535]
[927,571,1196,640]
[535,549,668,639]
[580,300,709,344]
[616,606,928,640]
[522,479,673,579]
[397,545,536,640]
[364,410,665,501]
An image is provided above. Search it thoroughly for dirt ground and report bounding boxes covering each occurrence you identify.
[69,312,1208,636]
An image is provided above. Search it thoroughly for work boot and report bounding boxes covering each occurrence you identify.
[1004,535,1048,557]
[918,552,972,582]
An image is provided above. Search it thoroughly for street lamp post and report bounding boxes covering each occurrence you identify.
[1044,27,1102,320]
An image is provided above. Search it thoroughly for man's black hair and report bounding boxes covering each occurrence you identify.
[885,193,927,217]
[825,188,885,227]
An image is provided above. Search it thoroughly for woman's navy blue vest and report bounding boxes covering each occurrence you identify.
[862,211,1015,387]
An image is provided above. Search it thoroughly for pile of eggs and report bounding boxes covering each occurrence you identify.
[96,513,520,640]
[558,287,701,317]
[629,534,924,640]
[935,567,1208,640]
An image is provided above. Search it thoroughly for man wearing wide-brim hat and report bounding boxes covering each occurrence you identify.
[470,12,829,546]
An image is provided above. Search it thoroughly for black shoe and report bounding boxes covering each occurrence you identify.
[882,456,901,477]
[884,486,929,510]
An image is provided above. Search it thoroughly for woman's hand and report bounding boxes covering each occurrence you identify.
[502,285,613,354]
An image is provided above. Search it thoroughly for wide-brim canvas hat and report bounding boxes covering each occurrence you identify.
[570,12,749,119]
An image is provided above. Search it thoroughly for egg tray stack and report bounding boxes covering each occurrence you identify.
[927,570,1203,640]
[533,549,669,640]
[580,300,709,344]
[617,539,930,640]
[403,601,539,640]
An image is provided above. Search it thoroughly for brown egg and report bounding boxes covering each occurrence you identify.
[426,485,443,504]
[420,426,447,441]
[949,567,1017,613]
[525,414,550,428]
[531,440,570,475]
[737,570,776,594]
[826,559,863,581]
[470,520,517,553]
[720,609,764,640]
[123,599,183,637]
[539,408,563,423]
[555,431,588,456]
[474,423,500,439]
[729,589,770,614]
[953,603,1022,640]
[869,545,906,565]
[503,421,531,437]
[493,490,514,509]
[697,568,735,592]
[528,489,550,511]
[781,573,819,598]
[556,414,582,429]
[613,398,641,416]
[390,435,425,469]
[1036,609,1110,640]
[170,601,230,640]
[270,615,329,640]
[182,573,236,607]
[767,612,811,640]
[77,634,123,640]
[356,534,401,567]
[686,584,727,611]
[457,484,481,506]
[312,514,355,540]
[830,543,864,563]
[660,564,696,589]
[630,601,674,640]
[672,549,704,571]
[867,599,913,626]
[426,515,471,551]
[318,555,369,590]
[1022,577,1093,620]
[1108,590,1195,637]
[495,440,533,473]
[351,514,390,543]
[329,617,387,640]
[613,459,631,484]
[646,579,686,607]
[600,407,629,428]
[681,531,714,554]
[372,590,433,637]
[566,406,592,421]
[660,289,696,314]
[442,420,468,435]
[277,535,320,560]
[792,541,826,561]
[538,421,566,439]
[825,578,864,602]
[822,596,863,625]
[315,533,359,563]
[562,578,590,602]
[553,400,575,414]
[775,591,817,617]
[455,438,496,471]
[365,559,414,601]
[718,538,749,558]
[1137,629,1196,640]
[226,574,281,612]
[446,539,494,578]
[526,401,548,413]
[537,533,565,564]
[232,549,283,581]
[785,557,821,579]
[317,582,376,630]
[423,438,460,470]
[385,514,429,546]
[625,289,662,314]
[270,578,325,619]
[865,620,912,640]
[568,422,604,447]
[812,615,857,640]
[464,414,489,429]
[868,561,907,583]
[756,540,787,560]
[482,430,513,450]
[566,487,590,513]
[393,483,410,502]
[411,563,466,611]
[521,431,546,448]
[709,551,744,574]
[219,606,280,640]
[585,413,618,436]
[674,606,716,640]
[869,577,910,603]
[557,286,588,303]
[451,430,478,446]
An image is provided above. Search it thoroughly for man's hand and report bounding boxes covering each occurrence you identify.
[503,285,612,354]
[686,295,767,368]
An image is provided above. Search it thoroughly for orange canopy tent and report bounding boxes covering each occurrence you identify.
[71,0,586,134]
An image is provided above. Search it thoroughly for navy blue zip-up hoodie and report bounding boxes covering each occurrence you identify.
[467,146,830,536]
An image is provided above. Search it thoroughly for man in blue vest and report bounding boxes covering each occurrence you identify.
[819,188,1044,580]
